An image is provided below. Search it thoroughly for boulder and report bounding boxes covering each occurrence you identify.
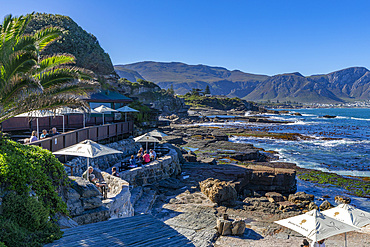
[288,192,314,204]
[70,176,101,198]
[278,201,297,212]
[183,154,197,162]
[319,200,333,211]
[265,192,285,203]
[199,178,237,205]
[81,196,103,210]
[232,220,246,236]
[200,157,217,165]
[72,206,110,225]
[335,195,351,204]
[308,202,319,210]
[56,214,79,229]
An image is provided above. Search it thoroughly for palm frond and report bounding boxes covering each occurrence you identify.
[38,54,75,72]
[14,35,37,52]
[3,50,37,83]
[34,26,62,52]
[0,75,40,105]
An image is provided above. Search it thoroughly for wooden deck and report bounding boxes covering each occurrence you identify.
[45,214,194,247]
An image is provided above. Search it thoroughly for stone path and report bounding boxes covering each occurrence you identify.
[45,214,194,247]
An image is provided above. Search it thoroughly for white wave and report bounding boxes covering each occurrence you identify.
[301,113,316,117]
[336,116,349,119]
[351,117,370,121]
[304,138,370,147]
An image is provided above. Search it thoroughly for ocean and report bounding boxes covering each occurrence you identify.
[203,108,370,177]
[195,108,370,209]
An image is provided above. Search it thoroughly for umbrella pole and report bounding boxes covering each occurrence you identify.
[125,113,127,122]
[63,115,65,133]
[146,142,148,152]
[86,157,89,181]
[345,232,347,247]
[83,113,86,128]
[36,118,39,139]
[103,113,105,125]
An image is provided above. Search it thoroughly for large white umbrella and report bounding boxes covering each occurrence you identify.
[322,204,370,246]
[147,130,168,140]
[15,110,62,138]
[275,209,359,246]
[93,105,117,125]
[53,139,122,180]
[56,107,86,131]
[134,133,160,151]
[116,105,139,121]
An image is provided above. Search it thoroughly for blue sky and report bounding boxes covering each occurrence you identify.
[1,0,370,76]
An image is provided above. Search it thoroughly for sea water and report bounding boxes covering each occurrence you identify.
[228,108,370,177]
[195,108,370,210]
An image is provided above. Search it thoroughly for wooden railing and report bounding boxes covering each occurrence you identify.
[27,121,134,153]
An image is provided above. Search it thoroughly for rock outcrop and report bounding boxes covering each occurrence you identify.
[64,177,109,225]
[199,178,238,205]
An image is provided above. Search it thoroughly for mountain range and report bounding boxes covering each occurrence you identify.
[115,62,370,103]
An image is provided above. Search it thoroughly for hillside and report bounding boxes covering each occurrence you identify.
[115,62,370,103]
[26,13,114,75]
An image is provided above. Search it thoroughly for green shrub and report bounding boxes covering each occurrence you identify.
[0,138,68,246]
[0,138,68,216]
[0,193,63,247]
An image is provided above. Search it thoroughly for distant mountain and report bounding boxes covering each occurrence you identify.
[115,67,144,82]
[114,62,370,103]
[114,62,268,97]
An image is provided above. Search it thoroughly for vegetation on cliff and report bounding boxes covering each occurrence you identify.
[178,90,247,110]
[0,13,95,123]
[25,13,114,75]
[0,138,68,246]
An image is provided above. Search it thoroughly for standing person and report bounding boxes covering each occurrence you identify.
[112,167,119,177]
[29,131,38,142]
[143,150,150,164]
[149,149,157,161]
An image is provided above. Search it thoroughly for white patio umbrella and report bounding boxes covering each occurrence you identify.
[15,110,62,138]
[322,204,370,246]
[53,140,122,180]
[275,209,359,247]
[134,133,160,151]
[147,130,168,140]
[116,105,139,121]
[93,105,118,125]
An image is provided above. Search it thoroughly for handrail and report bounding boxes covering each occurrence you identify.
[27,121,134,153]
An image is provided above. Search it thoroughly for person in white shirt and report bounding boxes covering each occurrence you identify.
[314,239,325,247]
[149,149,157,160]
[29,131,38,142]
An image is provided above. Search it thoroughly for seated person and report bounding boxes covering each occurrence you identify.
[149,149,157,160]
[112,166,119,177]
[129,155,137,168]
[143,150,151,164]
[29,131,38,143]
[82,166,107,199]
[40,129,50,139]
[136,150,143,163]
[51,127,60,136]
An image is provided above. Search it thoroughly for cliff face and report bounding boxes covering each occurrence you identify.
[117,62,370,103]
[26,13,114,75]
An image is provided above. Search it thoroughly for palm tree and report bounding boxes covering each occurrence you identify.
[0,13,96,123]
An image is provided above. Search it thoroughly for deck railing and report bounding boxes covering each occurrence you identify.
[27,121,134,153]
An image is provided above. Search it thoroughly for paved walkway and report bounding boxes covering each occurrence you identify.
[45,214,194,247]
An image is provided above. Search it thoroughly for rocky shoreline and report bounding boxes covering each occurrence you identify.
[146,109,369,246]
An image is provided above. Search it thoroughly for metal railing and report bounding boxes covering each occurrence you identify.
[27,121,134,153]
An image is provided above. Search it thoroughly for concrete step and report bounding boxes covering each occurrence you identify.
[134,189,157,215]
[130,186,143,206]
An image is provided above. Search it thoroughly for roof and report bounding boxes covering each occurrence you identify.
[85,90,132,103]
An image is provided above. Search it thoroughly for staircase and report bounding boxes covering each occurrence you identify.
[130,186,158,215]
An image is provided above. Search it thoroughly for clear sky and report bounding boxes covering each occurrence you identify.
[1,0,370,76]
